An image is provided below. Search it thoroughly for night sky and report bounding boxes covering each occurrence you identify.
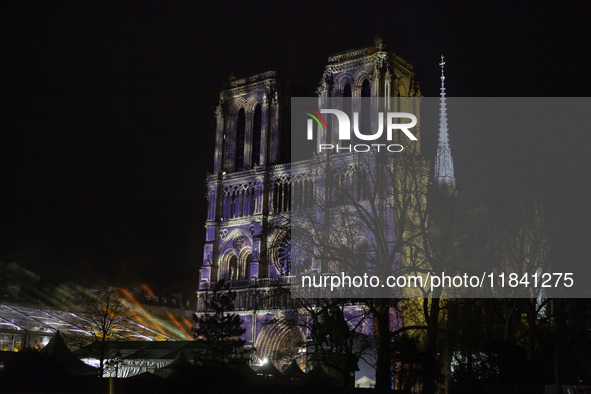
[2,1,591,295]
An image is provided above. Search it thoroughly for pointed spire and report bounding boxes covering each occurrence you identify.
[434,55,456,195]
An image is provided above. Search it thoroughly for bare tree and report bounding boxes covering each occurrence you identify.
[489,199,550,357]
[76,286,134,377]
[288,148,453,391]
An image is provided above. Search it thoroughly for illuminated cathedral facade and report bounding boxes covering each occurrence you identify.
[195,36,454,371]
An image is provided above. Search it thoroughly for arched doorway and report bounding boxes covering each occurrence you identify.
[255,316,306,371]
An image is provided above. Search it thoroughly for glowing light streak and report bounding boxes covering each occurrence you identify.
[122,288,168,336]
[182,316,193,329]
[121,287,192,340]
[165,311,193,340]
[121,317,174,340]
[140,283,156,299]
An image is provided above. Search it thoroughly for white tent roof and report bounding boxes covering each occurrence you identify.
[355,375,376,388]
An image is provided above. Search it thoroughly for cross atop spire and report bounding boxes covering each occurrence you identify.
[434,55,456,195]
[439,55,446,96]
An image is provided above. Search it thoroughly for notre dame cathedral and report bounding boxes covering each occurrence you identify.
[195,35,455,372]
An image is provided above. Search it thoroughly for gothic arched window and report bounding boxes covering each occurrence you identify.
[252,104,262,166]
[361,79,371,97]
[235,108,246,170]
[343,84,352,127]
[243,254,252,279]
[273,233,291,276]
[343,84,352,97]
[229,255,238,281]
[360,79,371,133]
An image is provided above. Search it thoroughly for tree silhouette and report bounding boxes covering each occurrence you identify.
[76,286,134,377]
[193,281,246,366]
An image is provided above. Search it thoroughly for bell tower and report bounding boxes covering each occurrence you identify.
[213,71,282,174]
